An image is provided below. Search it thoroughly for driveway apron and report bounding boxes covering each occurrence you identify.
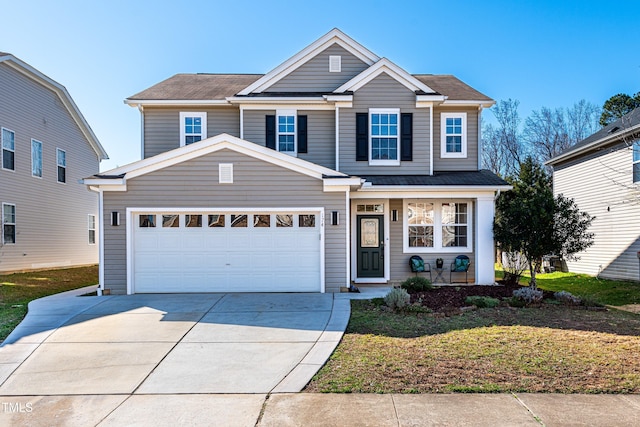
[0,292,346,396]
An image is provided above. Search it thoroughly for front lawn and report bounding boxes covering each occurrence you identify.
[0,265,98,342]
[306,300,640,393]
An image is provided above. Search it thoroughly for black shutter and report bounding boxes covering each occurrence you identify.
[400,113,413,161]
[356,113,368,161]
[265,115,276,150]
[297,115,307,153]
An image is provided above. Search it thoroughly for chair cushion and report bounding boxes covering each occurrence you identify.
[454,257,469,272]
[410,257,425,272]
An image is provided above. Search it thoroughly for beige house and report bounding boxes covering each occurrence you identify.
[0,53,108,272]
[547,108,640,281]
[85,29,509,295]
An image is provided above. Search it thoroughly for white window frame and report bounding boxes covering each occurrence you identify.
[179,112,207,147]
[88,214,96,245]
[369,108,400,166]
[633,140,640,184]
[403,200,473,253]
[440,112,467,158]
[2,127,15,172]
[31,139,43,178]
[57,148,66,184]
[276,109,297,155]
[2,203,16,245]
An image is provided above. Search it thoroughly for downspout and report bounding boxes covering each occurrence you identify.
[345,188,350,290]
[138,105,144,160]
[335,106,340,171]
[477,106,483,170]
[97,188,104,296]
[240,105,244,139]
[429,105,433,175]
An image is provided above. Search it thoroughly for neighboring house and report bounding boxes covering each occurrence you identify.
[85,29,510,295]
[0,53,108,272]
[547,108,640,282]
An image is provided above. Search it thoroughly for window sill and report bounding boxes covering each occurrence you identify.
[369,160,400,166]
[440,152,467,159]
[403,247,473,254]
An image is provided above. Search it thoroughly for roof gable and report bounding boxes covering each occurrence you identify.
[0,53,108,160]
[237,28,380,95]
[334,58,437,95]
[90,133,347,183]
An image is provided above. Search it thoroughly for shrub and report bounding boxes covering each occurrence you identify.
[400,276,433,293]
[384,288,410,310]
[579,295,604,308]
[512,287,544,305]
[464,296,500,308]
[554,290,581,305]
[401,304,433,314]
[505,296,527,308]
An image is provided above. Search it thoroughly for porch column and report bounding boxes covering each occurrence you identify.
[475,195,495,284]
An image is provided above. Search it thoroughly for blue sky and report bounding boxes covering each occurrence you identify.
[3,0,639,170]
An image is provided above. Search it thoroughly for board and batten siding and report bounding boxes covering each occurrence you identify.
[432,106,480,171]
[553,143,640,281]
[338,73,431,175]
[0,62,100,272]
[242,109,335,169]
[102,149,347,294]
[143,106,240,158]
[267,44,369,92]
[388,199,476,282]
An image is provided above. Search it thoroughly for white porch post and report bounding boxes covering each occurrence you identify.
[475,195,496,284]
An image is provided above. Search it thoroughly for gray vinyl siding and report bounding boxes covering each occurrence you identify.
[267,44,369,92]
[143,106,240,158]
[0,63,100,272]
[242,109,335,169]
[338,73,431,175]
[432,106,480,171]
[102,149,347,294]
[553,143,640,281]
[388,199,476,282]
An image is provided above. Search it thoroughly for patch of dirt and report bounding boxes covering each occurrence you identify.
[410,283,555,311]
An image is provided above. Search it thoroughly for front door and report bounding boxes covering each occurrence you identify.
[357,215,384,278]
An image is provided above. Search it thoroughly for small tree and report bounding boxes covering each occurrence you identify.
[494,158,595,288]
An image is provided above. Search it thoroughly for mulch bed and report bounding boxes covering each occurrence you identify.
[409,282,555,311]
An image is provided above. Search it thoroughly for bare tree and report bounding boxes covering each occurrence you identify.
[483,99,526,177]
[567,99,601,144]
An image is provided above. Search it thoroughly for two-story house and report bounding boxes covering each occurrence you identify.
[547,108,640,282]
[0,53,108,273]
[84,29,510,295]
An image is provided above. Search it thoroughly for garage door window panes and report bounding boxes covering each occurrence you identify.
[162,215,179,227]
[186,215,202,227]
[208,214,225,227]
[231,214,247,227]
[140,215,155,227]
[276,214,293,227]
[299,214,315,227]
[254,214,270,227]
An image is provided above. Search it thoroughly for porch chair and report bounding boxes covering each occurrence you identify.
[450,255,470,283]
[409,255,432,281]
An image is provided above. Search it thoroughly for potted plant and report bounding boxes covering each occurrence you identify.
[436,258,444,269]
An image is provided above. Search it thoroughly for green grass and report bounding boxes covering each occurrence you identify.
[497,268,640,306]
[0,265,98,342]
[306,300,640,393]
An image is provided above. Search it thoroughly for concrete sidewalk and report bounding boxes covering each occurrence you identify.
[1,392,639,426]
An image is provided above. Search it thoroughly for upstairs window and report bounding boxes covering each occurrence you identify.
[179,112,207,146]
[2,128,15,171]
[633,140,640,183]
[31,139,42,177]
[57,149,66,183]
[277,110,296,154]
[370,108,400,165]
[3,203,16,244]
[441,113,467,158]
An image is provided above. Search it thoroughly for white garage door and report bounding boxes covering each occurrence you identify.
[131,210,323,293]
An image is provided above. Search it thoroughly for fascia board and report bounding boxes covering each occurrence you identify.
[356,185,513,192]
[442,100,495,108]
[238,29,380,95]
[2,56,108,161]
[334,59,435,94]
[546,123,640,166]
[124,99,231,107]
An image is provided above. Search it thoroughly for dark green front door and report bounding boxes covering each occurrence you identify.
[357,215,384,278]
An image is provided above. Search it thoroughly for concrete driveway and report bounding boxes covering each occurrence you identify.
[0,288,350,396]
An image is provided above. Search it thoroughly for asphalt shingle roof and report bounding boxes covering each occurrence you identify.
[360,170,509,186]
